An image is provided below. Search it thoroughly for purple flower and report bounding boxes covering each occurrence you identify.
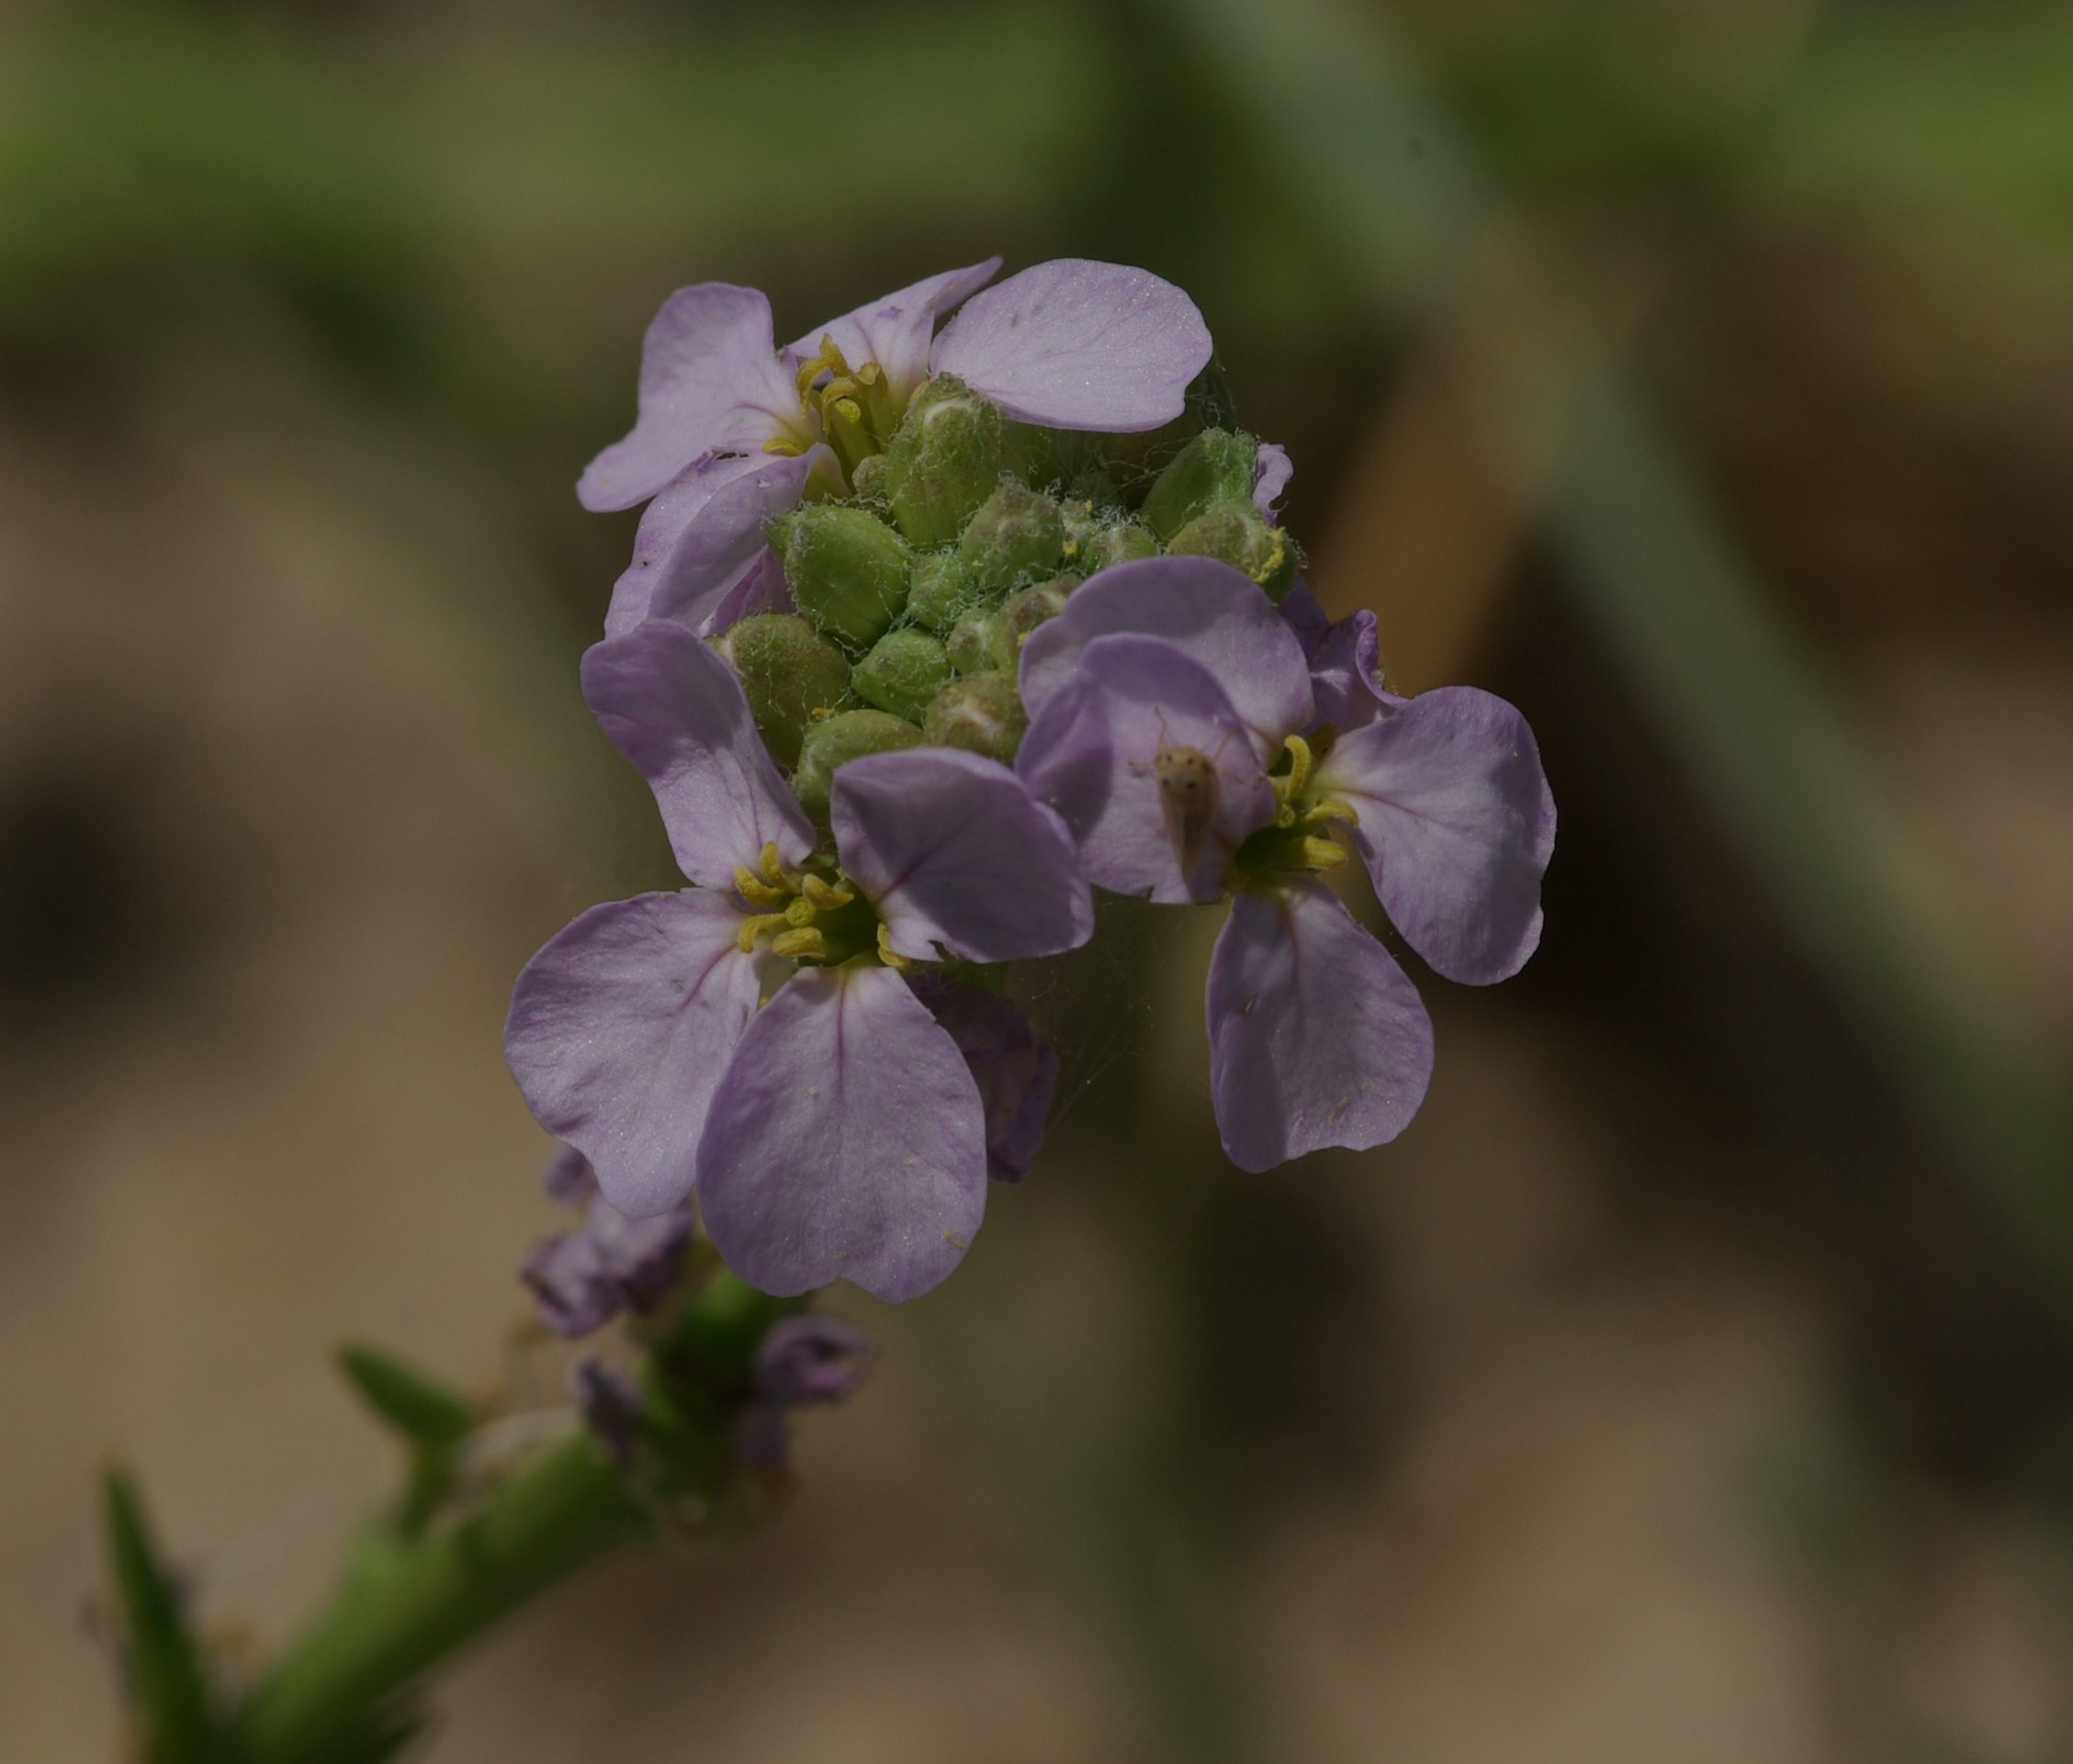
[579,259,1214,635]
[1013,557,1555,1172]
[733,1314,875,1472]
[505,623,1094,1301]
[523,1145,694,1338]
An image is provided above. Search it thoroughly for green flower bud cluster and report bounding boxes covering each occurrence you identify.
[736,376,1301,807]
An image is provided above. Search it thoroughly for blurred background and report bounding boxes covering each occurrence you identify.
[5,0,2072,1758]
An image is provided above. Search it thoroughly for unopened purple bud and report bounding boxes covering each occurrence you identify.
[755,1314,875,1406]
[735,1314,875,1472]
[541,1143,597,1208]
[923,983,1058,1182]
[523,1197,693,1338]
[572,1357,644,1466]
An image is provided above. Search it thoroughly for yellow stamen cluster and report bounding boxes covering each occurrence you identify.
[730,840,892,967]
[1237,735,1358,878]
[763,335,901,478]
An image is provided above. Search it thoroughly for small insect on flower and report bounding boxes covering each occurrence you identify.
[1135,715,1244,879]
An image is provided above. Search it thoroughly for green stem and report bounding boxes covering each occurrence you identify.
[234,1429,650,1764]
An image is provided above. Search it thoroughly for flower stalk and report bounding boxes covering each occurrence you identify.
[107,1272,800,1764]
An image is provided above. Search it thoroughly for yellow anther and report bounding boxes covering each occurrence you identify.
[875,922,910,970]
[801,874,854,912]
[794,334,854,403]
[1302,796,1357,829]
[829,396,863,426]
[757,842,787,887]
[783,897,817,928]
[1281,733,1315,802]
[854,362,883,387]
[736,912,790,953]
[770,927,828,961]
[1300,835,1348,870]
[733,865,787,906]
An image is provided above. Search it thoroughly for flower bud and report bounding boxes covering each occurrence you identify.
[944,608,1000,676]
[710,612,851,768]
[849,453,888,501]
[907,551,983,635]
[880,375,1005,547]
[772,504,913,651]
[989,573,1078,669]
[1000,421,1090,491]
[1086,520,1160,573]
[957,479,1064,595]
[1140,429,1260,540]
[854,629,953,725]
[791,709,927,820]
[922,670,1029,764]
[1165,498,1299,600]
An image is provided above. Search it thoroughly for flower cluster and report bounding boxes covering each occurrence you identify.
[509,255,1555,1304]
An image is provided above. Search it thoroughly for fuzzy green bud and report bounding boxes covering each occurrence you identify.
[957,479,1064,595]
[1165,498,1299,600]
[922,670,1029,764]
[990,574,1078,669]
[1000,421,1089,491]
[1059,499,1101,567]
[880,375,1005,547]
[710,613,851,768]
[772,504,912,650]
[1140,429,1260,540]
[853,629,953,725]
[907,551,982,635]
[944,608,1001,676]
[1087,521,1161,573]
[849,453,888,501]
[791,709,927,821]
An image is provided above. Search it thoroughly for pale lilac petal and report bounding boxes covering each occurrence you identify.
[580,622,813,886]
[1279,579,1331,647]
[505,892,766,1217]
[1307,608,1389,731]
[1206,882,1435,1172]
[696,966,987,1303]
[578,285,801,511]
[1316,687,1555,984]
[929,259,1212,433]
[910,980,1058,1184]
[1016,635,1276,904]
[1017,556,1313,745]
[604,449,825,638]
[603,452,785,638]
[1253,443,1293,520]
[831,747,1093,962]
[706,547,796,629]
[787,259,1000,407]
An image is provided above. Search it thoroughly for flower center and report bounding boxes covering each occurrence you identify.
[1230,734,1356,883]
[731,841,908,969]
[763,335,902,482]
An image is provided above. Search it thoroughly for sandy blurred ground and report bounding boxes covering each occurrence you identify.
[5,4,2073,1760]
